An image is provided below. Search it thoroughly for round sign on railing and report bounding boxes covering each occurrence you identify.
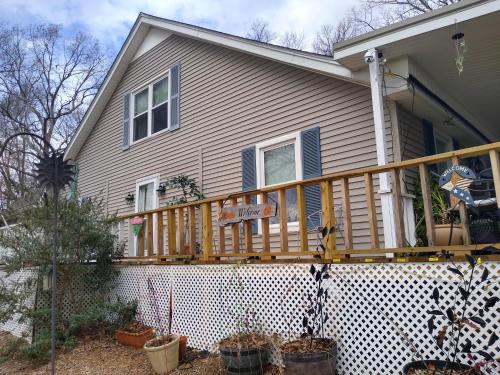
[438,165,476,206]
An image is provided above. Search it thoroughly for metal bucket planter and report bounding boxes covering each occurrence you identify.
[219,345,270,375]
[402,360,473,374]
[283,340,337,375]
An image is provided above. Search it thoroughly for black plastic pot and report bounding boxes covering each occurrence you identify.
[219,345,269,375]
[283,340,337,375]
[403,360,473,374]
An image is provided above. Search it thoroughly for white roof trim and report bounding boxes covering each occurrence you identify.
[334,0,500,60]
[64,15,358,161]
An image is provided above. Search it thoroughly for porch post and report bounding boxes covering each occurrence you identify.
[366,48,397,250]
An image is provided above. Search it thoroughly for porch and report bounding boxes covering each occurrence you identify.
[117,141,500,263]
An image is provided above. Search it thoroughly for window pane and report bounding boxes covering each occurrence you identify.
[133,113,148,141]
[269,189,297,225]
[153,78,168,107]
[134,89,148,115]
[264,143,296,185]
[152,103,168,133]
[138,182,154,211]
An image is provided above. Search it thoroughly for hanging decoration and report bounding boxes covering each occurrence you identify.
[131,215,144,236]
[452,22,466,75]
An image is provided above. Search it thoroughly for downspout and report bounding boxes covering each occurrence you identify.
[365,48,397,250]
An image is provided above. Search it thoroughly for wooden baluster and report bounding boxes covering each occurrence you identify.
[296,184,308,253]
[177,207,185,254]
[231,197,240,253]
[340,177,353,251]
[146,213,154,257]
[156,212,164,257]
[391,168,405,248]
[201,202,213,260]
[321,181,335,259]
[137,216,145,257]
[452,156,471,247]
[242,195,253,252]
[167,209,177,256]
[489,150,500,209]
[260,192,271,259]
[364,173,380,248]
[217,201,226,253]
[419,163,436,246]
[188,206,196,255]
[278,189,288,253]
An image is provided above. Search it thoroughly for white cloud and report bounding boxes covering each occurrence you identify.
[0,0,358,52]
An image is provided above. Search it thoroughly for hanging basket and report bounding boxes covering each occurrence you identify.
[131,216,144,236]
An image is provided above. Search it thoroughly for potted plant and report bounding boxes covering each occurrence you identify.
[415,177,462,246]
[403,255,498,374]
[164,174,204,254]
[281,262,337,375]
[218,265,271,375]
[143,279,180,374]
[115,320,154,348]
[112,299,154,348]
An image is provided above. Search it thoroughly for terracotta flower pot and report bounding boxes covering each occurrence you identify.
[435,224,463,246]
[179,335,188,361]
[115,327,154,348]
[144,334,179,374]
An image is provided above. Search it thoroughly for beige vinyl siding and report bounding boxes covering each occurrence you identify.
[397,105,426,195]
[76,34,393,254]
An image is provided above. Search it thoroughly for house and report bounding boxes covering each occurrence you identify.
[64,0,500,258]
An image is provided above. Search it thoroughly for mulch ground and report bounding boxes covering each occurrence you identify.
[0,332,281,374]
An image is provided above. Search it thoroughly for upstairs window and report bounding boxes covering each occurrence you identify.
[132,76,169,142]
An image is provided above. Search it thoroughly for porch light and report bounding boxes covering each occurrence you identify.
[125,193,135,206]
[156,183,167,196]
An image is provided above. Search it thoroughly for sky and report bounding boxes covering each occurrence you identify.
[0,0,358,56]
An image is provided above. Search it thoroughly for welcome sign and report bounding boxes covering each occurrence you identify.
[219,203,277,226]
[439,165,476,206]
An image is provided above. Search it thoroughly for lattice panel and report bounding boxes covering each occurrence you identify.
[111,262,499,375]
[0,268,37,342]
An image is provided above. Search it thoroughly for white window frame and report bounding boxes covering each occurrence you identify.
[255,132,303,234]
[132,175,160,256]
[130,71,170,145]
[434,129,453,172]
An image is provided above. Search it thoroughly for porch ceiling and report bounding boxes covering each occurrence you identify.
[336,8,500,142]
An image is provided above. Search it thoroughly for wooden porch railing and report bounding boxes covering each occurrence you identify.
[117,142,500,262]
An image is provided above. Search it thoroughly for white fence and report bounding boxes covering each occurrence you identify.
[2,261,499,374]
[111,262,499,375]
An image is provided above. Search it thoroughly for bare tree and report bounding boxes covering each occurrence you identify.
[280,31,305,50]
[0,24,106,212]
[246,19,276,43]
[312,21,359,57]
[364,0,461,21]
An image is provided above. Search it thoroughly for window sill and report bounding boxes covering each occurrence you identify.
[127,127,172,149]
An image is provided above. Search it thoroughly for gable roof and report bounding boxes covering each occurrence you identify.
[64,14,360,161]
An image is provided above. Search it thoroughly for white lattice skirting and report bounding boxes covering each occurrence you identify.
[110,262,499,375]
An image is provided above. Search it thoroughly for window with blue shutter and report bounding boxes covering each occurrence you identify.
[301,127,322,230]
[247,127,323,233]
[122,93,130,150]
[126,63,181,145]
[241,146,258,234]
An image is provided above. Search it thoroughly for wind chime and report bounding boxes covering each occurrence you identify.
[452,21,467,75]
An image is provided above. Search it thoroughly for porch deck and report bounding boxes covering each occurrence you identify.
[117,142,500,263]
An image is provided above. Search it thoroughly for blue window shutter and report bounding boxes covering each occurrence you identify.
[422,119,435,156]
[241,146,257,234]
[301,127,322,230]
[169,64,180,130]
[122,93,130,150]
